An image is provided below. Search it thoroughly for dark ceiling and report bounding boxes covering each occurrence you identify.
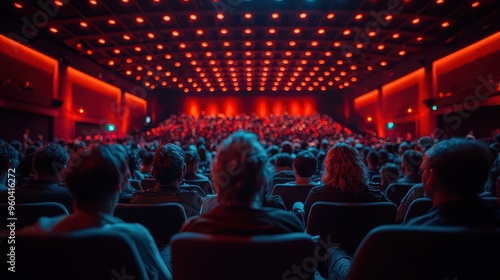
[3,0,500,94]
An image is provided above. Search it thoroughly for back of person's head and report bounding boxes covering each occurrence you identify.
[402,149,423,174]
[485,157,500,196]
[398,142,410,155]
[379,163,400,187]
[64,145,128,206]
[142,151,154,166]
[322,142,368,194]
[425,138,491,196]
[366,150,380,168]
[197,145,208,162]
[320,138,329,150]
[272,153,294,169]
[151,143,185,185]
[0,142,19,172]
[184,148,201,180]
[280,141,293,154]
[212,131,271,206]
[32,144,70,176]
[266,145,280,158]
[418,136,433,150]
[293,150,317,178]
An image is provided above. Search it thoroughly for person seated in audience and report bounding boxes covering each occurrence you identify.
[0,144,73,212]
[302,142,390,218]
[394,183,427,224]
[397,149,423,184]
[280,140,293,155]
[0,141,19,191]
[130,143,203,218]
[366,150,380,181]
[405,138,499,226]
[271,152,295,179]
[140,151,154,178]
[377,162,400,191]
[283,150,320,185]
[180,130,304,234]
[17,145,37,180]
[183,148,210,181]
[20,144,172,280]
[481,157,500,198]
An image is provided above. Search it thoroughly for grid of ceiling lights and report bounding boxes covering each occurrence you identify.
[16,0,482,93]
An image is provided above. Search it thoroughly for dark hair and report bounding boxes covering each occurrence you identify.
[402,150,423,173]
[151,144,185,185]
[64,145,127,205]
[366,150,380,167]
[485,157,500,195]
[142,151,154,166]
[426,138,491,196]
[272,153,294,168]
[280,141,293,154]
[293,150,317,178]
[0,142,19,171]
[32,144,70,175]
[379,163,400,187]
[184,149,200,180]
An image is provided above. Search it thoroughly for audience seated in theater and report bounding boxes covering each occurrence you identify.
[271,152,295,179]
[302,142,390,218]
[378,162,400,191]
[0,141,19,191]
[108,144,141,203]
[140,151,154,178]
[130,143,203,218]
[393,141,410,166]
[183,148,210,181]
[0,144,73,212]
[397,149,423,184]
[283,150,320,185]
[17,145,37,179]
[180,130,304,234]
[417,136,434,153]
[394,183,427,223]
[280,140,293,155]
[404,138,499,226]
[481,157,500,198]
[20,144,172,280]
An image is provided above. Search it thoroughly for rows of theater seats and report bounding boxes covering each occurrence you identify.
[2,176,500,279]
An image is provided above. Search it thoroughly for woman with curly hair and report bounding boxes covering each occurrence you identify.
[303,142,390,218]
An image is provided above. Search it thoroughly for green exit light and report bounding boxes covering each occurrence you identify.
[387,122,395,129]
[432,105,437,111]
[106,124,116,132]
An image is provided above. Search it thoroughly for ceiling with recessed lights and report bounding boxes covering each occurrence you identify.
[2,0,499,94]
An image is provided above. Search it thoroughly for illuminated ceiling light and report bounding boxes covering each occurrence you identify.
[98,38,106,44]
[385,15,393,21]
[108,60,114,66]
[289,41,296,47]
[122,34,130,40]
[351,77,358,82]
[269,28,276,34]
[265,41,273,47]
[343,82,350,87]
[377,44,385,50]
[49,27,58,33]
[201,42,208,48]
[216,13,224,20]
[196,29,204,36]
[329,66,335,71]
[244,13,252,19]
[325,51,332,56]
[172,30,179,37]
[220,28,228,35]
[189,14,197,21]
[136,17,144,23]
[350,65,357,70]
[80,21,88,28]
[165,54,171,59]
[126,58,132,64]
[293,28,301,34]
[471,1,480,8]
[185,52,192,58]
[210,60,216,65]
[157,44,163,50]
[305,51,312,56]
[265,51,272,56]
[206,51,213,57]
[416,36,423,42]
[392,33,400,39]
[380,61,388,66]
[172,77,178,82]
[327,13,335,19]
[301,60,307,65]
[310,41,318,47]
[125,70,132,75]
[412,18,420,24]
[108,19,116,25]
[317,28,325,34]
[223,41,230,47]
[285,51,292,56]
[441,21,450,28]
[163,15,171,21]
[196,88,201,92]
[113,48,120,54]
[86,50,93,55]
[147,32,155,39]
[179,43,186,49]
[245,41,252,46]
[334,76,340,81]
[313,66,320,71]
[299,12,307,19]
[14,2,23,8]
[282,59,289,64]
[333,41,341,47]
[89,0,97,5]
[368,31,376,37]
[324,71,330,76]
[244,28,252,34]
[356,43,363,49]
[355,14,363,20]
[165,71,171,76]
[436,0,444,3]
[156,65,163,71]
[226,51,232,57]
[343,29,351,36]
[146,55,152,61]
[337,60,343,65]
[407,107,413,113]
[345,52,352,58]
[272,12,279,19]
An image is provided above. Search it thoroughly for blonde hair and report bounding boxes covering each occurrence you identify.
[322,142,369,195]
